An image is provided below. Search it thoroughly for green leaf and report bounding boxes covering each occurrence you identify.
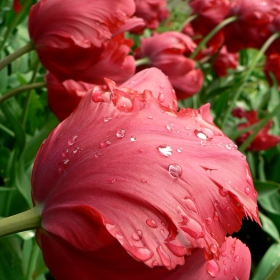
[259,212,280,242]
[252,243,280,280]
[255,180,280,197]
[259,192,280,215]
[0,236,23,280]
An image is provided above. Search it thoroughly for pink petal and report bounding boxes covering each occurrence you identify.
[32,69,259,272]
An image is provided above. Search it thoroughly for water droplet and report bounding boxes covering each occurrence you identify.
[210,244,218,254]
[166,123,174,131]
[183,197,198,212]
[146,219,158,228]
[116,129,126,138]
[242,257,247,263]
[132,230,142,241]
[206,259,220,278]
[234,255,240,263]
[130,80,135,85]
[213,211,219,221]
[115,96,133,112]
[157,245,171,267]
[194,130,208,140]
[206,169,211,174]
[62,149,69,157]
[186,126,190,130]
[177,147,183,153]
[104,116,112,122]
[159,83,164,89]
[206,217,212,225]
[108,178,115,184]
[165,242,186,257]
[225,205,230,211]
[132,247,154,262]
[148,116,153,119]
[225,143,235,150]
[130,136,136,142]
[62,159,69,165]
[73,147,82,154]
[244,187,250,195]
[150,260,158,268]
[221,250,228,257]
[68,135,78,146]
[224,267,229,275]
[157,145,172,157]
[219,188,228,197]
[168,164,182,178]
[141,178,148,183]
[158,93,165,103]
[94,152,102,158]
[99,140,111,148]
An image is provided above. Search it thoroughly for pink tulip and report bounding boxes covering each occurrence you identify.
[224,0,280,52]
[133,0,169,31]
[135,32,203,99]
[32,68,259,279]
[28,0,144,84]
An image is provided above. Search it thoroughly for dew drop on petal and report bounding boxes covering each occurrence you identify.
[194,130,208,140]
[146,219,158,228]
[130,136,136,142]
[219,188,228,197]
[244,187,250,195]
[210,244,218,254]
[133,247,154,262]
[221,250,228,257]
[166,123,174,131]
[62,149,69,157]
[116,129,126,138]
[206,259,220,278]
[165,242,186,257]
[157,145,172,157]
[206,217,212,225]
[183,197,198,212]
[177,147,183,153]
[213,211,219,221]
[234,255,240,263]
[68,135,78,146]
[108,178,115,184]
[104,116,112,123]
[94,152,102,158]
[168,164,182,178]
[62,159,69,165]
[141,178,148,183]
[99,140,111,148]
[157,245,171,267]
[224,267,229,275]
[132,230,143,241]
[158,93,165,103]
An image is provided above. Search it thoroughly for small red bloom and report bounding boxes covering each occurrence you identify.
[28,0,144,84]
[213,46,239,77]
[232,107,280,151]
[264,53,280,89]
[13,0,21,13]
[32,68,259,279]
[133,0,169,31]
[135,31,203,99]
[189,0,230,35]
[224,0,279,52]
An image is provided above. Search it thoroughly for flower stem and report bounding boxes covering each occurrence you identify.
[0,41,35,72]
[0,81,46,104]
[221,32,280,130]
[189,16,237,59]
[179,14,198,32]
[0,207,41,238]
[135,57,150,67]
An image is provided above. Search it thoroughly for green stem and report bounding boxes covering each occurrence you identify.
[239,102,280,153]
[0,0,34,54]
[22,59,41,128]
[221,32,280,130]
[0,41,35,71]
[0,82,46,104]
[25,240,40,280]
[189,16,237,59]
[179,14,198,32]
[0,207,41,238]
[135,57,150,67]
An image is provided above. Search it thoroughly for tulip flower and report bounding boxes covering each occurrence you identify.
[133,0,169,31]
[46,72,100,121]
[189,0,230,35]
[232,107,280,151]
[264,53,280,89]
[13,0,21,13]
[28,0,145,84]
[135,32,203,99]
[224,0,279,52]
[31,68,259,279]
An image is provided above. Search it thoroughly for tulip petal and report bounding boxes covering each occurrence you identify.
[32,69,259,272]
